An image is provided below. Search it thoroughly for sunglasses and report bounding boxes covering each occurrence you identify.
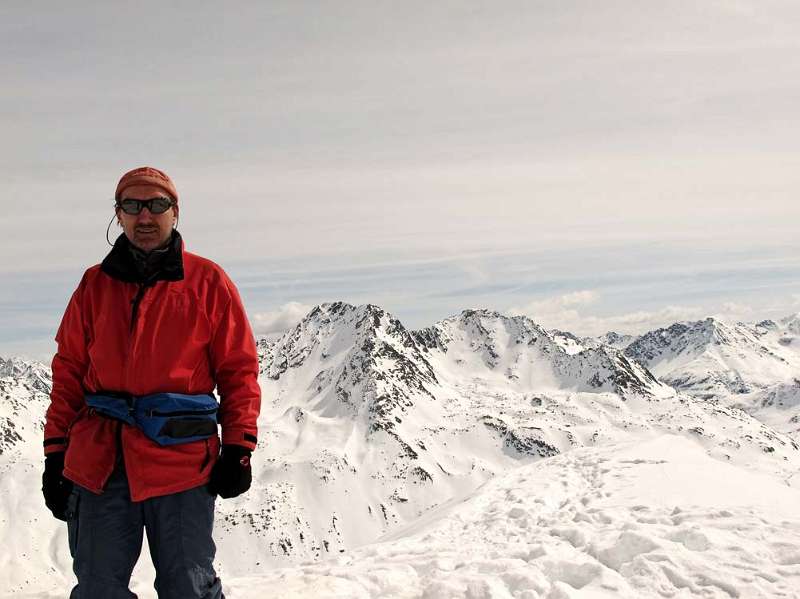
[116,197,175,215]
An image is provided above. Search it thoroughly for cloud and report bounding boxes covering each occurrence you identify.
[506,290,598,330]
[510,289,598,315]
[507,291,800,338]
[507,291,704,337]
[584,306,706,335]
[558,290,598,307]
[712,302,756,321]
[251,302,313,335]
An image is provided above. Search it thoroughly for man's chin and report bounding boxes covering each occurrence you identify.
[132,233,166,252]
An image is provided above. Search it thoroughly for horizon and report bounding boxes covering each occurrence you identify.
[3,293,799,364]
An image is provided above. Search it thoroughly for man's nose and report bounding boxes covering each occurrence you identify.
[136,206,155,222]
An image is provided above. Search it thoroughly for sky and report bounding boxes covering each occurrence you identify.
[1,1,799,360]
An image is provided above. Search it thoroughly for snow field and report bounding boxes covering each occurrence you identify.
[224,435,800,599]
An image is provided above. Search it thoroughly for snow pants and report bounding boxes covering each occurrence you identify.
[66,460,223,599]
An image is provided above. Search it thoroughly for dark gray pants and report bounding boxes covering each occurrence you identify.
[67,462,223,599]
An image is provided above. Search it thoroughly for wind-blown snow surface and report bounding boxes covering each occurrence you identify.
[2,305,800,598]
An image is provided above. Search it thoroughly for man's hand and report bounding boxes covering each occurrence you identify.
[42,452,73,521]
[208,444,252,499]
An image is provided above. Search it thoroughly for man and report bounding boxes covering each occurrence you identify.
[41,166,261,599]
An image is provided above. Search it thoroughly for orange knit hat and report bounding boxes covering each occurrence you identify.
[115,166,179,202]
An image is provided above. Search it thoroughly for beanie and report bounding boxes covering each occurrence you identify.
[115,166,179,203]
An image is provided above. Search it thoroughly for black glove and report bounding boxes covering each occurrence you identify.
[42,452,73,521]
[208,444,252,499]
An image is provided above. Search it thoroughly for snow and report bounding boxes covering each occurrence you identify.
[217,435,800,599]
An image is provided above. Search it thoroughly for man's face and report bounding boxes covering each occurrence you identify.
[117,184,178,252]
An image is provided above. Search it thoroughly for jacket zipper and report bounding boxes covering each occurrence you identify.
[117,281,150,491]
[130,283,147,333]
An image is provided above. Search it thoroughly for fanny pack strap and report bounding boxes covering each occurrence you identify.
[85,393,137,425]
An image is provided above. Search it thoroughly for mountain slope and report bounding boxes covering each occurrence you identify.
[0,356,51,456]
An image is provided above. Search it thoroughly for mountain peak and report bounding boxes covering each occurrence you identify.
[266,301,415,381]
[627,317,740,359]
[595,331,636,350]
[303,302,395,332]
[458,307,504,320]
[412,308,549,359]
[444,308,549,336]
[0,356,52,393]
[780,313,800,334]
[410,309,662,397]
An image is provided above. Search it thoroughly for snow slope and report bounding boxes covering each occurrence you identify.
[221,435,800,599]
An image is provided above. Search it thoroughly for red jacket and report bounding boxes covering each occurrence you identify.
[44,232,261,501]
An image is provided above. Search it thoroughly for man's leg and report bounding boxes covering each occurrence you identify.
[143,483,223,599]
[68,463,144,599]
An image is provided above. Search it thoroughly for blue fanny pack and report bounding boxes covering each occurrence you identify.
[85,392,219,446]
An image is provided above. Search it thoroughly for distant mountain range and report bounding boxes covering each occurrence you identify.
[547,313,800,435]
[623,315,800,398]
[616,315,800,435]
[1,305,799,594]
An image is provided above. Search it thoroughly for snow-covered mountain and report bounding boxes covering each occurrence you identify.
[0,356,51,456]
[2,304,800,598]
[623,316,800,396]
[620,314,800,435]
[238,304,798,572]
[594,330,636,350]
[415,309,661,397]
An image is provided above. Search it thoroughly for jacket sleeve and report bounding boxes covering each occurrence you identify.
[44,273,90,455]
[209,272,261,452]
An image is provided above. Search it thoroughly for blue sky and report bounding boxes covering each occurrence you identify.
[1,1,799,360]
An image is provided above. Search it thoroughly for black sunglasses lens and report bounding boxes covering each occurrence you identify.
[118,198,172,214]
[149,198,172,214]
[119,200,142,215]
